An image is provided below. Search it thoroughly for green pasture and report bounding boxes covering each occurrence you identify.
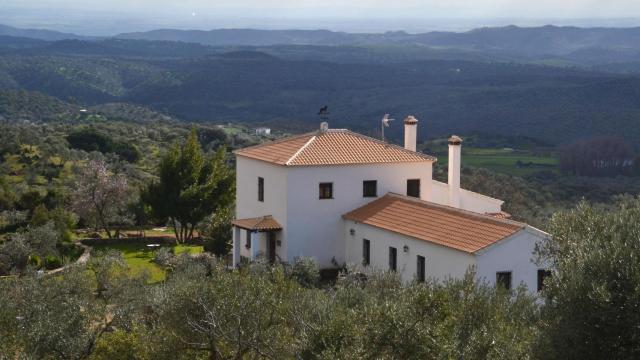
[92,242,204,283]
[437,147,558,176]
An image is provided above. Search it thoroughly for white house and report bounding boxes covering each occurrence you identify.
[255,127,271,135]
[232,117,549,291]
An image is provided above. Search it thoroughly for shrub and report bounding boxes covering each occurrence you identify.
[154,247,175,268]
[0,236,32,273]
[201,207,233,257]
[28,254,42,269]
[44,255,62,270]
[289,257,320,288]
[30,204,50,226]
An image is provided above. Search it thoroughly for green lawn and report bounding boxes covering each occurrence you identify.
[438,147,558,176]
[92,242,204,283]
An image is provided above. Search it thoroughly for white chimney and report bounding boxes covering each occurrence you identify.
[404,116,418,152]
[448,135,462,208]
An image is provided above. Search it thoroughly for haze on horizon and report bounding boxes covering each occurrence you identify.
[3,0,640,35]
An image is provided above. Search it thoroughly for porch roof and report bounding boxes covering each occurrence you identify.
[232,215,283,232]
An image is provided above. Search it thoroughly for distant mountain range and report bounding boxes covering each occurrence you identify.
[0,24,94,41]
[3,23,640,147]
[5,23,640,59]
[115,25,640,58]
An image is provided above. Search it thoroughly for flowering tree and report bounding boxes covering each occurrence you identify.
[71,160,130,238]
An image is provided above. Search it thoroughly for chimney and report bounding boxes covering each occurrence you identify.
[448,135,462,208]
[404,116,418,152]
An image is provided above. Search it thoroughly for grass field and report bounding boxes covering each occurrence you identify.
[92,242,204,283]
[437,147,558,177]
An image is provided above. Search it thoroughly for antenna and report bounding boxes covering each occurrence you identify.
[381,114,394,142]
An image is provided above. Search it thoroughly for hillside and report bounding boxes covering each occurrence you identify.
[2,24,640,147]
[0,90,79,121]
[1,51,639,146]
[0,24,90,41]
[116,25,640,64]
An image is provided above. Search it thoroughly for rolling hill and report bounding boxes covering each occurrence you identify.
[116,25,640,61]
[2,24,640,147]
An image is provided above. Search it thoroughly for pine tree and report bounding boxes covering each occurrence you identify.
[143,129,234,243]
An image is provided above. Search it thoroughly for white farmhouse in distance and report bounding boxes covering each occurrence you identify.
[255,127,271,136]
[232,117,549,291]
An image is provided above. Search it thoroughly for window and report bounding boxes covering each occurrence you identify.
[417,255,426,282]
[319,182,333,199]
[496,271,512,290]
[362,239,371,266]
[363,180,377,198]
[537,269,552,292]
[407,179,420,198]
[258,177,264,202]
[389,247,397,272]
[245,230,252,249]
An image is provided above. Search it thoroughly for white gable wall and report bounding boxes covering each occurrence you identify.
[235,157,289,261]
[344,219,475,282]
[475,228,548,290]
[285,162,432,267]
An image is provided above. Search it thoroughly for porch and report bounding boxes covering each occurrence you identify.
[231,215,283,267]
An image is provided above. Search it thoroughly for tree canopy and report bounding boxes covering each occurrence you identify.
[536,198,640,359]
[142,129,234,243]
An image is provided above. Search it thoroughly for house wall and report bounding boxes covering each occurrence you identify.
[475,228,547,291]
[286,162,433,267]
[344,220,476,282]
[432,180,502,214]
[235,157,288,262]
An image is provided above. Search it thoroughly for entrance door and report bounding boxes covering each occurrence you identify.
[267,232,277,263]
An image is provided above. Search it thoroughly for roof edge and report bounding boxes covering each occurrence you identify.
[344,217,479,254]
[232,131,316,156]
[285,135,316,166]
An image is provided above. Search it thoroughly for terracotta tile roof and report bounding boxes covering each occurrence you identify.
[232,216,282,231]
[234,129,436,166]
[343,193,525,253]
[486,211,512,219]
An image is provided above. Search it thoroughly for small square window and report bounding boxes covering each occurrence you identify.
[319,182,333,199]
[363,180,377,198]
[496,271,512,290]
[537,269,552,292]
[407,179,420,198]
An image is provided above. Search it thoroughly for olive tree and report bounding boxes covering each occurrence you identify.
[535,199,640,359]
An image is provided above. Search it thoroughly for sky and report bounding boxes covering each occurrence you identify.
[3,0,640,34]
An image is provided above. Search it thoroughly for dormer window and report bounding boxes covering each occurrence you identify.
[319,182,333,199]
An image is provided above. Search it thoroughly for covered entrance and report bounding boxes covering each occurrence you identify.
[231,215,282,266]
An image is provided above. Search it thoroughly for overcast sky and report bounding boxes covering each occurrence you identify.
[3,0,640,34]
[5,0,640,18]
